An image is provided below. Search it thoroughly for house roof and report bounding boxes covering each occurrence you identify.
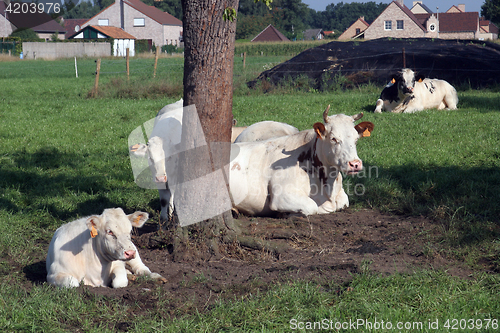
[446,5,464,13]
[0,1,66,33]
[303,29,322,40]
[91,26,136,39]
[85,0,181,27]
[124,0,182,26]
[439,12,479,32]
[415,12,479,32]
[392,1,427,32]
[251,25,290,42]
[63,18,88,39]
[480,20,499,34]
[410,2,433,14]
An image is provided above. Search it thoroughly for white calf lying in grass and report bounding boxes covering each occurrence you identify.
[46,208,166,288]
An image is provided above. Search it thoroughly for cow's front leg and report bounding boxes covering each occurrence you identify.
[269,170,319,216]
[110,261,129,288]
[126,252,167,283]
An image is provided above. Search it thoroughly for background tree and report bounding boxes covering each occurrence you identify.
[10,28,41,41]
[481,0,500,25]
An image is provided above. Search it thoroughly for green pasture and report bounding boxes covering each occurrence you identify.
[0,56,499,332]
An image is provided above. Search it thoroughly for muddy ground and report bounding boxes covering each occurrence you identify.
[22,208,486,321]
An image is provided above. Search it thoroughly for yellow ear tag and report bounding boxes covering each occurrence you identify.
[391,78,396,84]
[134,216,142,224]
[90,226,98,238]
[362,128,371,137]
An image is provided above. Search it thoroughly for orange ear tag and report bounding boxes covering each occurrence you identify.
[362,128,371,137]
[418,78,423,83]
[134,216,142,224]
[391,78,396,84]
[90,225,98,238]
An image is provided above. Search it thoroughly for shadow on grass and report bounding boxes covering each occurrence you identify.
[458,94,500,112]
[0,147,129,221]
[23,261,47,285]
[350,163,500,246]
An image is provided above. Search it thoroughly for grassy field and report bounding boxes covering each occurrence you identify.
[0,56,499,332]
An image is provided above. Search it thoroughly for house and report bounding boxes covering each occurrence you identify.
[251,24,290,42]
[63,18,89,40]
[81,0,182,48]
[364,1,495,40]
[69,25,136,56]
[410,1,433,14]
[338,16,370,40]
[0,1,66,40]
[479,20,499,40]
[303,29,323,41]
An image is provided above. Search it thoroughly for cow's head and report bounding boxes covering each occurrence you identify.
[393,68,425,95]
[313,106,374,175]
[130,136,167,183]
[86,208,148,262]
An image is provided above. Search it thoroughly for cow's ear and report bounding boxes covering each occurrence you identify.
[86,216,101,238]
[415,73,425,83]
[313,122,326,139]
[129,143,148,157]
[355,121,374,138]
[128,211,149,228]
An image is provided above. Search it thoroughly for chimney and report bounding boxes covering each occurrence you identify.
[120,0,125,30]
[360,16,365,21]
[396,0,404,6]
[458,4,465,12]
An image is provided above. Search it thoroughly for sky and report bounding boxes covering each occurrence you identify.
[301,0,484,14]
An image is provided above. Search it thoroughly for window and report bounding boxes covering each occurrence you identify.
[134,18,145,27]
[429,23,436,31]
[384,20,392,30]
[356,28,361,34]
[397,20,404,30]
[98,19,109,26]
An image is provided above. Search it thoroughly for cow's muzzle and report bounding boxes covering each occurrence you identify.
[347,159,363,175]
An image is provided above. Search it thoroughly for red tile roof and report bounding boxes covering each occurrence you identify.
[125,0,181,26]
[91,25,136,39]
[414,12,480,33]
[251,24,290,42]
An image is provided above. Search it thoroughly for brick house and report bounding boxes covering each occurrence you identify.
[81,0,182,48]
[338,16,370,40]
[364,1,496,41]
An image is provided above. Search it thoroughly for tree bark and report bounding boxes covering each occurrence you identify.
[167,0,240,260]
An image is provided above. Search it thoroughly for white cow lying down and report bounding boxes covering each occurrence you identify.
[230,106,374,216]
[46,208,166,288]
[130,105,300,221]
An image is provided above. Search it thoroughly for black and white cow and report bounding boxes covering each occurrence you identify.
[374,68,458,113]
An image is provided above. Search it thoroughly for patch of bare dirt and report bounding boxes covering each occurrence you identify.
[21,208,479,319]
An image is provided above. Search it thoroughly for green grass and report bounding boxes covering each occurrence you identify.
[1,56,499,331]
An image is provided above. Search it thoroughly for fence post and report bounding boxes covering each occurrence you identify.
[153,47,160,78]
[402,47,406,68]
[126,48,130,80]
[243,52,246,69]
[74,56,78,78]
[92,59,101,97]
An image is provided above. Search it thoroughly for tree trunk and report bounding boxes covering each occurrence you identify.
[168,0,240,260]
